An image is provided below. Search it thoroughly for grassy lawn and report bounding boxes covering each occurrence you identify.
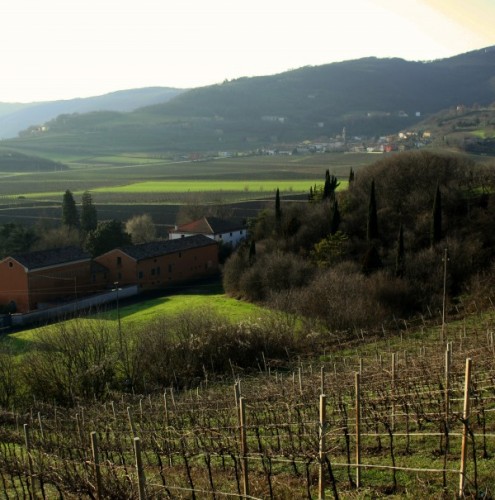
[6,281,267,350]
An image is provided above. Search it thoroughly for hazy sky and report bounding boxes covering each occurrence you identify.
[2,0,494,103]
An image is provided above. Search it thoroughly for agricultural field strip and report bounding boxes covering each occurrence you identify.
[91,179,326,194]
[0,153,362,197]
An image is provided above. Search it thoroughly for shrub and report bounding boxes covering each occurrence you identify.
[288,262,414,332]
[133,308,298,389]
[23,319,116,404]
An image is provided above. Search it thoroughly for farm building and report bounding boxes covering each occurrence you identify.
[169,216,247,248]
[0,246,107,313]
[94,234,219,291]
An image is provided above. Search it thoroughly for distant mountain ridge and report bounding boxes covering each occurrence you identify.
[2,47,495,155]
[0,87,185,139]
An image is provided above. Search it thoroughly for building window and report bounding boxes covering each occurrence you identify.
[117,272,122,280]
[151,268,156,276]
[117,256,122,266]
[157,266,161,275]
[178,252,182,258]
[138,271,144,279]
[168,264,172,273]
[8,262,13,268]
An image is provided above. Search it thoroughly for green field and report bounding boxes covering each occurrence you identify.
[93,179,345,194]
[0,152,369,204]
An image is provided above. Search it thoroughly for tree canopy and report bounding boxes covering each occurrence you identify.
[85,220,131,257]
[62,190,79,228]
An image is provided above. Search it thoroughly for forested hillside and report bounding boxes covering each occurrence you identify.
[224,151,495,330]
[2,47,495,156]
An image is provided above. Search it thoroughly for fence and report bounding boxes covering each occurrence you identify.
[10,285,138,328]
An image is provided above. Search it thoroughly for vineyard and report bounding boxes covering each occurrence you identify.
[1,313,495,498]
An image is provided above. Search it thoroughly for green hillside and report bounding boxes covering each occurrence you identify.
[409,105,495,154]
[2,48,495,158]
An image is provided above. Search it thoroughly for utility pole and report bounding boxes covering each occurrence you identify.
[113,281,122,353]
[441,248,448,341]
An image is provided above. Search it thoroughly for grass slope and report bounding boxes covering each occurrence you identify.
[7,282,266,351]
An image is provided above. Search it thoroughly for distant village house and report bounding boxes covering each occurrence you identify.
[169,216,247,248]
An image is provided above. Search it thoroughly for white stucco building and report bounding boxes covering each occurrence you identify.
[169,216,247,247]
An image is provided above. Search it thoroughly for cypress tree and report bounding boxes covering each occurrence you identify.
[248,239,256,264]
[367,179,378,241]
[323,169,340,201]
[395,223,405,278]
[349,167,355,184]
[275,188,281,222]
[62,189,79,228]
[362,245,382,275]
[330,200,341,235]
[80,191,97,232]
[323,169,331,199]
[431,183,442,246]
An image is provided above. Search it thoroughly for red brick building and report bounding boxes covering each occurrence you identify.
[94,234,219,291]
[0,246,107,313]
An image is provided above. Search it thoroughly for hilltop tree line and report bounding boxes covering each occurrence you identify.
[0,190,158,260]
[223,151,495,331]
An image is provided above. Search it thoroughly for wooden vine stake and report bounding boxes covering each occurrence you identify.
[24,424,36,498]
[355,372,361,489]
[458,358,472,498]
[445,343,452,430]
[91,431,103,500]
[127,406,137,438]
[239,396,249,498]
[391,353,396,432]
[318,394,327,499]
[134,437,147,500]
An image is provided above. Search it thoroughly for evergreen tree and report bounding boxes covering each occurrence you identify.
[275,188,282,225]
[366,179,378,241]
[362,244,382,275]
[348,167,355,184]
[248,239,256,264]
[330,200,341,235]
[62,189,79,228]
[80,191,97,233]
[323,169,340,201]
[431,183,442,246]
[395,223,405,278]
[323,169,331,199]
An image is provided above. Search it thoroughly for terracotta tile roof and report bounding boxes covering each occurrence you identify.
[9,246,90,270]
[119,234,217,261]
[174,216,246,235]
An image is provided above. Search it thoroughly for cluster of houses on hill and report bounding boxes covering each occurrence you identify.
[0,217,247,325]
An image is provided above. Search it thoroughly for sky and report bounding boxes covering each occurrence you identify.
[2,0,495,103]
